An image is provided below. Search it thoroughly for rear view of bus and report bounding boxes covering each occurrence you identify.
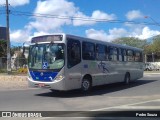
[28,34,67,90]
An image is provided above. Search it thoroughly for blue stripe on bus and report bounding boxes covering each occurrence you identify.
[30,71,58,82]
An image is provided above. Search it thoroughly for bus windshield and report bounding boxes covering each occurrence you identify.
[28,43,64,70]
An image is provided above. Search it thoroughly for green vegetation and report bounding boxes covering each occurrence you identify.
[112,37,147,49]
[17,67,28,74]
[144,35,160,54]
[0,40,7,57]
[112,36,160,55]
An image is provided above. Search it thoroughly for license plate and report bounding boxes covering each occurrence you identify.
[38,83,45,87]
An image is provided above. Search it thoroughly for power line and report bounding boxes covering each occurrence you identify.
[9,10,160,26]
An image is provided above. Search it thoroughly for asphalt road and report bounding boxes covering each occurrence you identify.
[0,73,160,119]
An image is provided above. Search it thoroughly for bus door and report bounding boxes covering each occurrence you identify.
[66,38,82,89]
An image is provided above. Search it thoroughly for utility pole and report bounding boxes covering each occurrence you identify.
[6,0,11,74]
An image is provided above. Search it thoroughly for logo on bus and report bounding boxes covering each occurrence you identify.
[98,61,109,73]
[43,62,48,69]
[40,72,44,76]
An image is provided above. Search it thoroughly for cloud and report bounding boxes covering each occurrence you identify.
[0,0,29,7]
[133,27,160,39]
[126,10,144,20]
[10,29,31,43]
[73,10,116,26]
[86,29,108,41]
[86,26,160,42]
[12,0,116,43]
[29,0,77,32]
[30,0,116,30]
[86,28,127,42]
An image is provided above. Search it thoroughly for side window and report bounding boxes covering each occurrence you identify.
[82,42,95,60]
[67,39,81,68]
[118,48,122,61]
[96,44,107,61]
[127,50,134,62]
[108,47,118,61]
[140,52,143,62]
[134,51,141,62]
[122,49,127,62]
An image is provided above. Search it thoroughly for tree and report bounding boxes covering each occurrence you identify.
[152,35,160,54]
[143,35,160,54]
[0,40,7,57]
[112,37,147,49]
[14,52,27,68]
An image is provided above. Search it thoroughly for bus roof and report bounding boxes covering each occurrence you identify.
[31,33,143,51]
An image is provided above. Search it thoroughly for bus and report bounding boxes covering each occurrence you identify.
[28,33,144,92]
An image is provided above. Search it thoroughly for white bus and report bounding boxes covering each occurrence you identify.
[28,33,144,92]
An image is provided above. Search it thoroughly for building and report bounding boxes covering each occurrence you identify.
[0,27,7,40]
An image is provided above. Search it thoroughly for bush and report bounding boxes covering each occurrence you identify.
[17,68,28,74]
[0,69,7,73]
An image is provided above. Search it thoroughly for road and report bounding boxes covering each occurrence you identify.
[0,73,160,119]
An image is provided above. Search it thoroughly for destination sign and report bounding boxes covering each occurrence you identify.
[31,35,63,43]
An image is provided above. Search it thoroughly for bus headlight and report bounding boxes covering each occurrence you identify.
[55,75,64,81]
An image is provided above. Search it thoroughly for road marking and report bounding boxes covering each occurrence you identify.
[117,106,160,110]
[90,98,160,111]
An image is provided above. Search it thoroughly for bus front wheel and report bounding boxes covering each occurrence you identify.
[81,78,92,92]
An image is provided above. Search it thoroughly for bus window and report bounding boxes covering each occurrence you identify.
[118,48,122,61]
[127,50,134,62]
[67,39,81,68]
[122,49,127,62]
[96,44,107,61]
[108,47,118,61]
[134,51,141,62]
[82,42,95,60]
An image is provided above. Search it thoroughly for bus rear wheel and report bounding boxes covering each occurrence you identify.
[81,78,92,92]
[124,73,130,85]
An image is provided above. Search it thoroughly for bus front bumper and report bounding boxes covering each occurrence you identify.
[28,77,67,91]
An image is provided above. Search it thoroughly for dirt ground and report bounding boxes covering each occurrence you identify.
[0,75,28,90]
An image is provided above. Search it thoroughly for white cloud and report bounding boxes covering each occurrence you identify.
[86,29,108,41]
[126,10,144,20]
[10,29,31,43]
[86,26,160,42]
[133,27,160,39]
[73,10,116,26]
[12,0,116,43]
[92,10,116,20]
[0,0,29,7]
[86,28,127,42]
[29,0,77,32]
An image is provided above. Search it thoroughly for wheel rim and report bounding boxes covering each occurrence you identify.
[82,80,90,91]
[125,75,130,84]
[126,76,129,84]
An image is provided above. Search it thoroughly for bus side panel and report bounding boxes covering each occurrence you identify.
[104,61,125,84]
[64,63,82,90]
[129,62,144,81]
[81,60,111,86]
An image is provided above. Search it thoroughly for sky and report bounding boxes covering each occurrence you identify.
[0,0,160,46]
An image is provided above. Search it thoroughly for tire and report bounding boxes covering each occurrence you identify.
[124,73,130,85]
[81,78,92,92]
